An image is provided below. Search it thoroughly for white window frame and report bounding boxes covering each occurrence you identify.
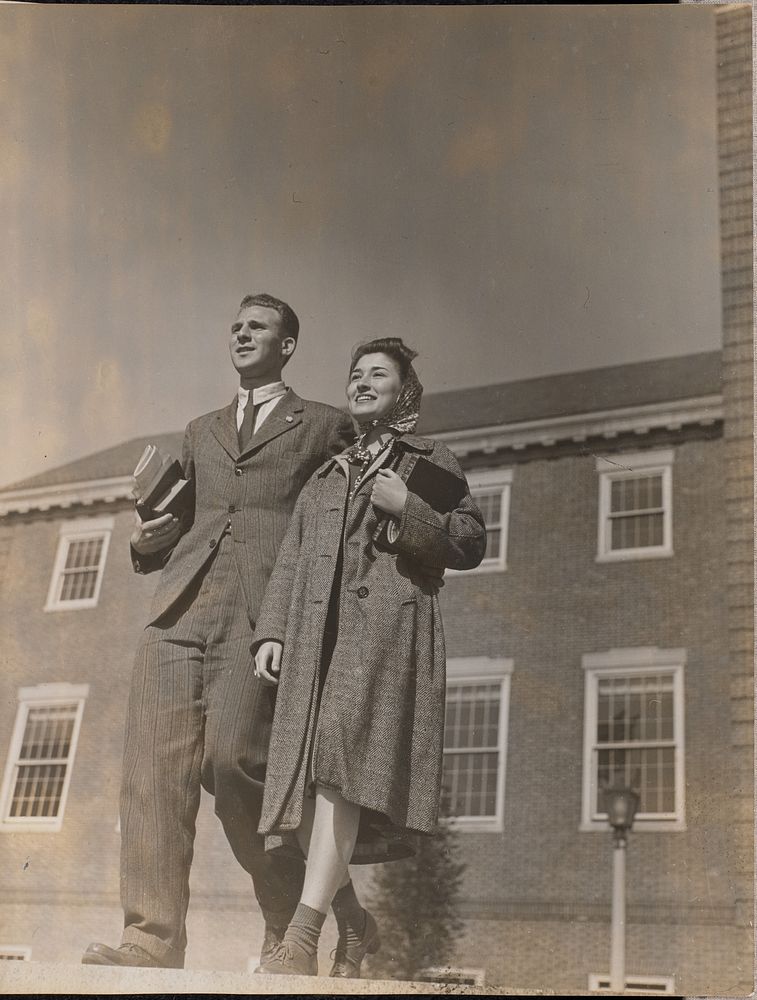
[418,967,486,987]
[589,973,676,994]
[0,946,31,961]
[581,648,686,833]
[596,450,673,562]
[0,683,89,833]
[44,516,113,611]
[443,657,513,833]
[448,469,512,574]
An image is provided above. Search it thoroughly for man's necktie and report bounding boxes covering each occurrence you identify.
[238,399,259,452]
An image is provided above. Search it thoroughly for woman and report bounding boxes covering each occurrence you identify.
[252,337,486,977]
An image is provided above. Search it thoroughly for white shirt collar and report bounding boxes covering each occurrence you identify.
[237,381,287,408]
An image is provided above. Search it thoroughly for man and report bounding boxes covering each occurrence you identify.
[82,293,354,971]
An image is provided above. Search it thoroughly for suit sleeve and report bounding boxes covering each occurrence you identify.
[131,423,196,576]
[252,475,316,648]
[325,410,355,460]
[390,443,487,571]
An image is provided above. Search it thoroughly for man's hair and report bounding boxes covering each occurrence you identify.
[239,293,300,343]
[350,337,418,382]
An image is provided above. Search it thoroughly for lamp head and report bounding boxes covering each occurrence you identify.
[603,786,640,842]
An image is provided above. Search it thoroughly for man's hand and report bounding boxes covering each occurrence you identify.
[254,641,283,686]
[371,469,408,517]
[130,512,182,554]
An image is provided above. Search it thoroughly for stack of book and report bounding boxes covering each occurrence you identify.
[133,444,195,524]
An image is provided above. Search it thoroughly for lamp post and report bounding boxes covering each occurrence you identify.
[603,785,640,995]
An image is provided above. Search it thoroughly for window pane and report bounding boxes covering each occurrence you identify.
[55,534,106,603]
[597,746,676,815]
[8,703,79,821]
[20,706,76,760]
[610,474,663,514]
[444,681,502,818]
[484,528,501,561]
[442,751,499,817]
[474,491,501,526]
[10,763,67,818]
[445,684,500,749]
[60,568,99,602]
[611,512,663,550]
[64,537,102,571]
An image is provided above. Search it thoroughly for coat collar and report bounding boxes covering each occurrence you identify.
[317,431,433,479]
[210,388,305,460]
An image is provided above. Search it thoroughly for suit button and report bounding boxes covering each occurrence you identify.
[234,467,243,476]
[209,539,217,549]
[228,504,236,513]
[357,586,369,598]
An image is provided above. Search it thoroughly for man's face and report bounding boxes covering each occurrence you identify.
[229,305,295,383]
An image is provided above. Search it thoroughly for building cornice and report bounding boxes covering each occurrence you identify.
[433,394,722,457]
[0,476,134,517]
[0,393,722,515]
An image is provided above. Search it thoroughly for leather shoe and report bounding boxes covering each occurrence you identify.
[81,942,168,968]
[260,939,318,976]
[329,909,380,978]
[252,924,287,974]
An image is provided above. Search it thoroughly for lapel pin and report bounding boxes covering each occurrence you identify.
[285,415,294,422]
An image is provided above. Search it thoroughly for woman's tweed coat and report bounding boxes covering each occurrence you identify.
[254,433,487,849]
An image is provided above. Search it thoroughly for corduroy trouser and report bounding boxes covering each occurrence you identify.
[119,533,304,967]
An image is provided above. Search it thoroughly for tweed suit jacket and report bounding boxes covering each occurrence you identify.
[132,389,355,626]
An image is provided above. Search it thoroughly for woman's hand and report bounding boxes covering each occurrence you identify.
[254,641,283,685]
[371,469,408,518]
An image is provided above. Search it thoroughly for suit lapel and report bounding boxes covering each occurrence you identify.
[239,389,304,458]
[210,398,241,460]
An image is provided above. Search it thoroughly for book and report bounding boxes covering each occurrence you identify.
[132,444,195,525]
[373,456,468,551]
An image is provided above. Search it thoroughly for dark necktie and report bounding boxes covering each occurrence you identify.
[238,398,259,452]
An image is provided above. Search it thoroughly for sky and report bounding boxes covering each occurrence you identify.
[2,4,722,488]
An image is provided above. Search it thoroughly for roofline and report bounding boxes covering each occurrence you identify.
[0,392,723,517]
[433,393,723,456]
[0,476,135,518]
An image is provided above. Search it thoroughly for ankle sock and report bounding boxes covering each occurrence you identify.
[332,880,367,947]
[283,902,326,956]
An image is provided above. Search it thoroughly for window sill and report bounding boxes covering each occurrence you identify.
[596,547,673,563]
[447,561,507,577]
[443,817,504,834]
[44,600,100,612]
[580,819,686,833]
[0,820,63,834]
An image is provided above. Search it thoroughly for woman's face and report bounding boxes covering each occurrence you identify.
[346,352,403,423]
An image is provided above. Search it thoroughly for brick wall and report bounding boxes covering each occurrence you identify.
[428,434,738,989]
[716,7,754,968]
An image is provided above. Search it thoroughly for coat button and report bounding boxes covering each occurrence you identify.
[209,539,217,548]
[234,467,243,476]
[228,504,236,513]
[357,586,369,598]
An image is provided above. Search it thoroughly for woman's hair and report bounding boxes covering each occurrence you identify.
[349,337,419,382]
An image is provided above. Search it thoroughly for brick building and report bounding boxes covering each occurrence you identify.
[0,4,751,995]
[0,341,751,994]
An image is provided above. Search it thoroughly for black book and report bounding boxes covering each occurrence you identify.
[133,444,195,526]
[373,456,468,550]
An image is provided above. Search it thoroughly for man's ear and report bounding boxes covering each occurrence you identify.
[280,337,297,359]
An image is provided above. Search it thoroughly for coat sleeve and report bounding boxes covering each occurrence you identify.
[390,442,487,571]
[131,422,196,576]
[251,473,317,647]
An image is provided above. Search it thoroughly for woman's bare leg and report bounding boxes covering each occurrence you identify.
[263,786,370,975]
[296,791,352,891]
[300,784,360,913]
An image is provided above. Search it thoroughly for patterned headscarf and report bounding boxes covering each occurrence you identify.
[357,363,424,435]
